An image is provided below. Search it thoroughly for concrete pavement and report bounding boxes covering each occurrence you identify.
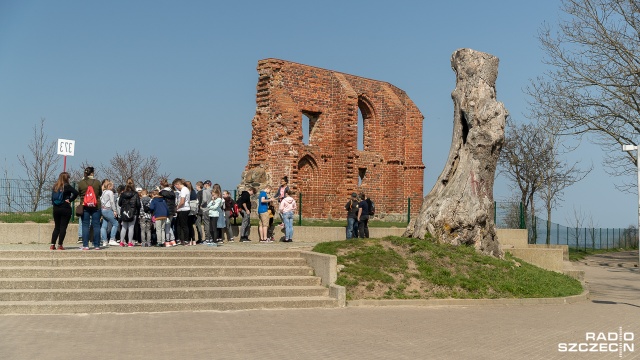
[0,250,638,359]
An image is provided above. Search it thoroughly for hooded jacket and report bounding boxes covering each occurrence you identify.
[279,195,297,214]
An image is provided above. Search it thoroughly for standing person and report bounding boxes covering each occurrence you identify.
[118,179,141,247]
[194,181,205,243]
[77,166,102,250]
[200,180,213,242]
[276,176,289,227]
[279,188,297,243]
[159,179,176,246]
[345,192,359,239]
[238,187,255,242]
[172,178,190,246]
[257,186,273,242]
[149,189,169,247]
[222,190,235,242]
[357,192,370,238]
[185,180,198,243]
[100,180,119,247]
[139,189,152,247]
[205,190,223,245]
[50,172,79,250]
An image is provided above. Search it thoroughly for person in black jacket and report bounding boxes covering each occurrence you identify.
[238,187,255,242]
[50,172,79,250]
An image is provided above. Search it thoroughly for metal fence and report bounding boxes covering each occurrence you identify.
[529,216,638,250]
[0,178,56,214]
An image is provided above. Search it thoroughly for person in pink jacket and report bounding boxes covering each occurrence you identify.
[278,189,297,242]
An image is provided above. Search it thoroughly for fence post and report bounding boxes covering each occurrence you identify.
[298,192,302,226]
[519,202,525,229]
[407,197,411,224]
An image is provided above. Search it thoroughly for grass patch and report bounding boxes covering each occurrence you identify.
[0,208,53,223]
[313,236,583,300]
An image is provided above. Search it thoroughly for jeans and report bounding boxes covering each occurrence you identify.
[101,208,118,241]
[176,211,189,242]
[346,217,356,239]
[239,210,251,239]
[51,205,72,245]
[282,211,294,240]
[82,207,101,248]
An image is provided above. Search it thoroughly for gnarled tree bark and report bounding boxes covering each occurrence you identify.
[404,48,507,257]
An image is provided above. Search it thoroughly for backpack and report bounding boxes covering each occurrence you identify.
[188,199,199,216]
[120,196,137,222]
[83,182,97,207]
[231,202,239,218]
[366,198,375,216]
[51,188,64,206]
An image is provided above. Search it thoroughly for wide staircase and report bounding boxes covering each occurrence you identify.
[0,249,338,314]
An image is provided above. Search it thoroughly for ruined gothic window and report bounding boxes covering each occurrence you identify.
[301,111,320,145]
[357,97,374,151]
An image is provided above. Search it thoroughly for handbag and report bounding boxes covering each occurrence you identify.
[75,204,84,216]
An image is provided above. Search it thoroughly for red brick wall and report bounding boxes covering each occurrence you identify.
[241,59,424,219]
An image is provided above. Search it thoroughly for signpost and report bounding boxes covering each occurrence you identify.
[57,139,75,172]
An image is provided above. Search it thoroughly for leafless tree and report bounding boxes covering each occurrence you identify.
[498,117,553,242]
[566,206,587,250]
[537,119,592,244]
[101,149,167,190]
[527,0,640,192]
[17,118,59,211]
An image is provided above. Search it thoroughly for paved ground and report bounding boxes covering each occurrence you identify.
[0,247,638,359]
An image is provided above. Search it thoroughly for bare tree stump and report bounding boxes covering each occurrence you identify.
[405,49,507,257]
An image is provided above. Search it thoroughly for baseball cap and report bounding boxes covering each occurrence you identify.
[204,180,212,185]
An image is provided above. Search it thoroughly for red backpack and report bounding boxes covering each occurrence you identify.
[83,183,97,207]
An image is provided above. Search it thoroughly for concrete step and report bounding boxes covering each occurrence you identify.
[0,286,329,301]
[0,276,321,289]
[0,249,302,258]
[0,266,314,278]
[0,297,339,314]
[0,257,308,267]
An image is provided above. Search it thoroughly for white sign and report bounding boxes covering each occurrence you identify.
[57,139,75,156]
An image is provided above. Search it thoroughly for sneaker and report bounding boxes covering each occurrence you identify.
[169,240,176,247]
[79,247,90,251]
[240,237,251,242]
[266,238,274,243]
[128,242,134,247]
[207,241,218,247]
[77,237,83,244]
[57,245,65,250]
[102,241,108,247]
[108,240,119,246]
[49,244,56,250]
[120,242,126,247]
[164,242,172,247]
[94,247,101,250]
[228,238,234,243]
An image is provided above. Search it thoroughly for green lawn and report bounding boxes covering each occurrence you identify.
[313,236,584,300]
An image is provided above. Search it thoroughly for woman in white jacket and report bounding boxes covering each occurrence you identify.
[206,190,224,246]
[278,189,297,242]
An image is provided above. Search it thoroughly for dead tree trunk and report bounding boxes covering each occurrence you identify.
[404,48,507,257]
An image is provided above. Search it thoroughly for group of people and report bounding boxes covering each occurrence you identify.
[344,192,374,239]
[50,168,299,250]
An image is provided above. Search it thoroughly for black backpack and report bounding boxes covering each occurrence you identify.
[366,198,375,216]
[120,196,137,222]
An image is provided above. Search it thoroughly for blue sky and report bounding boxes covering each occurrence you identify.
[0,0,635,228]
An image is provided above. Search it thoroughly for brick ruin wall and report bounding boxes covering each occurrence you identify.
[239,58,424,220]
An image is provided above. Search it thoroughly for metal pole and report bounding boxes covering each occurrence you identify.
[298,192,302,226]
[407,197,411,224]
